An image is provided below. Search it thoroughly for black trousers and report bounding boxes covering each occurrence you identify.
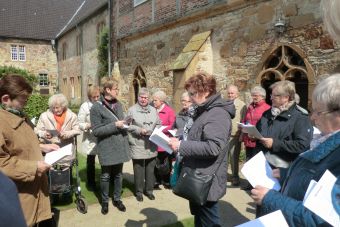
[100,163,123,203]
[86,155,96,185]
[132,157,156,195]
[155,152,172,185]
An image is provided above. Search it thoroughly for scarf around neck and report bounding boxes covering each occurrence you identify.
[182,105,197,141]
[0,103,25,117]
[271,100,295,119]
[54,111,66,132]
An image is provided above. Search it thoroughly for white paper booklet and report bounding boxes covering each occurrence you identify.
[303,170,340,227]
[149,126,173,154]
[241,151,281,191]
[44,143,73,165]
[238,123,263,139]
[236,210,288,227]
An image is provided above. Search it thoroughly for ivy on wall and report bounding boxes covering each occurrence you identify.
[97,27,109,80]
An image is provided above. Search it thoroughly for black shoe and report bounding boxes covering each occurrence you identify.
[113,200,126,212]
[163,183,171,189]
[145,193,155,200]
[136,194,143,202]
[154,183,161,190]
[101,203,108,215]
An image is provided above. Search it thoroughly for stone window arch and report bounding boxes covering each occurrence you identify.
[256,44,315,110]
[133,65,147,103]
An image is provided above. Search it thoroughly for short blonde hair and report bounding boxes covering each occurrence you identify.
[100,77,118,94]
[270,80,296,101]
[87,85,100,99]
[48,94,68,110]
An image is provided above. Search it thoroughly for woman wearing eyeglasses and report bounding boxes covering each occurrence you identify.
[169,72,235,227]
[251,74,340,226]
[127,88,161,202]
[90,77,131,215]
[172,92,192,138]
[254,80,313,170]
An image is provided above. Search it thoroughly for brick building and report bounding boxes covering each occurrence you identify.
[111,0,340,111]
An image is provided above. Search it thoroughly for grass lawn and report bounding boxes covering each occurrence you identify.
[51,153,134,211]
[163,217,194,227]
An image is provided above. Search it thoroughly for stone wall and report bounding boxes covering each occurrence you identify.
[114,0,340,108]
[57,8,108,105]
[0,38,58,94]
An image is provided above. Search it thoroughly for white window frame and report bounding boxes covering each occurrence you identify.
[10,45,26,61]
[18,45,26,61]
[11,45,18,61]
[134,0,148,7]
[39,73,49,86]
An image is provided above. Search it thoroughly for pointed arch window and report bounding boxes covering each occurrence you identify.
[258,44,311,109]
[133,65,147,103]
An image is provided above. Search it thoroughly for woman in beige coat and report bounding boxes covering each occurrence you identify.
[35,94,80,148]
[0,74,59,227]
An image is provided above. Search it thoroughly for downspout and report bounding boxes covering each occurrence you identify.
[108,0,112,76]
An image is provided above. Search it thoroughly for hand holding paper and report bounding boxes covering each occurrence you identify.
[241,151,281,191]
[238,123,263,139]
[44,143,73,165]
[149,126,173,154]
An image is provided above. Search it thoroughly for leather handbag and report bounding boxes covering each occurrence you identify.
[172,150,227,206]
[173,166,214,205]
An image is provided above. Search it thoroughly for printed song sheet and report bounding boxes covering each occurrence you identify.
[241,151,281,191]
[149,126,173,154]
[238,123,263,139]
[236,210,289,227]
[303,170,340,227]
[44,143,73,165]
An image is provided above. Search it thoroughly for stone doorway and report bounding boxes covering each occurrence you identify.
[256,44,315,110]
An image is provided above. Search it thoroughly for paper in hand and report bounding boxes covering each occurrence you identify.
[149,126,173,154]
[236,210,288,227]
[241,151,281,191]
[44,143,73,165]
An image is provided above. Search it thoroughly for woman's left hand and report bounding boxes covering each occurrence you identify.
[251,185,270,205]
[169,137,180,153]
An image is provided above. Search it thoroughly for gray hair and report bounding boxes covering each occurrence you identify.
[152,90,167,102]
[270,80,295,101]
[250,86,266,97]
[138,87,150,97]
[48,94,69,110]
[312,74,340,112]
[321,0,340,41]
[226,84,239,93]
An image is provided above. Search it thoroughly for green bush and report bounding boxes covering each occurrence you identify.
[0,65,37,86]
[97,27,109,80]
[24,94,49,119]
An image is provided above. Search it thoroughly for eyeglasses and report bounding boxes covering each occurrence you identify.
[111,88,119,91]
[311,108,339,116]
[270,94,282,98]
[139,96,149,99]
[181,100,191,103]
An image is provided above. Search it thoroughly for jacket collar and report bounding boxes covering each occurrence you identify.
[301,131,340,163]
[0,109,25,129]
[136,103,152,113]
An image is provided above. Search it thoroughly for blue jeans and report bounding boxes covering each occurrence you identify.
[189,201,221,227]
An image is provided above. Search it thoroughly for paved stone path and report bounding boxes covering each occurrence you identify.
[57,157,255,227]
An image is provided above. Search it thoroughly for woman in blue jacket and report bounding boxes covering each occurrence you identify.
[251,74,340,226]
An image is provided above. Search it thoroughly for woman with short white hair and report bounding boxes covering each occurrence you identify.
[35,93,80,147]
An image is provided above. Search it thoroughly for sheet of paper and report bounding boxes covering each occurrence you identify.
[303,170,340,227]
[44,143,73,165]
[303,179,317,203]
[238,123,263,139]
[149,126,173,154]
[241,151,281,191]
[236,210,289,227]
[168,129,177,137]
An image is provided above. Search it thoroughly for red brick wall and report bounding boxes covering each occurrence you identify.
[116,0,217,37]
[155,0,177,22]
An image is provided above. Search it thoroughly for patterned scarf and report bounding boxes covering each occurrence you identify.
[310,129,340,150]
[182,105,197,141]
[271,100,295,119]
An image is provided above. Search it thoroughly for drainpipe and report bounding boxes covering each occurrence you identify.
[108,0,112,77]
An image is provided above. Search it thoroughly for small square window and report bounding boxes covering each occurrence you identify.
[18,45,26,61]
[39,73,49,86]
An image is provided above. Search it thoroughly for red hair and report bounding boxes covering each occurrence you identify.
[184,72,216,97]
